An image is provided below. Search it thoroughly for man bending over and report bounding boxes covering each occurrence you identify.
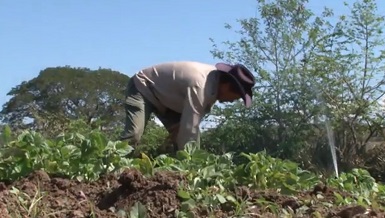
[120,61,255,152]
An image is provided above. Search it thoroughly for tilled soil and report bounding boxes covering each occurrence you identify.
[0,169,384,218]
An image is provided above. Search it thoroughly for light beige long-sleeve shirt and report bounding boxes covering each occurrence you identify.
[132,61,220,148]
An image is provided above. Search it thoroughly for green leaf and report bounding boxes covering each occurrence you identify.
[312,211,323,218]
[180,199,196,211]
[226,195,237,203]
[176,150,190,161]
[129,201,148,218]
[1,125,12,145]
[177,189,191,200]
[116,209,126,217]
[191,149,210,161]
[216,194,227,204]
[60,145,79,158]
[134,153,154,176]
[334,192,344,204]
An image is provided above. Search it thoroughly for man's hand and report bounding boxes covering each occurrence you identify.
[156,123,180,155]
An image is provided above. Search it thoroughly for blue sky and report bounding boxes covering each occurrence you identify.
[1,0,383,109]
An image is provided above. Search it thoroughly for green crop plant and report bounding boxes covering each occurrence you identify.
[0,129,134,182]
[2,127,385,216]
[233,151,320,194]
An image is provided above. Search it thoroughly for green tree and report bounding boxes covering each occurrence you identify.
[205,0,335,163]
[314,0,385,169]
[1,66,129,138]
[204,0,385,174]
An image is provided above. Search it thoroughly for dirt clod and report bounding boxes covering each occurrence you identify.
[335,205,368,218]
[282,199,301,211]
[118,168,146,190]
[0,183,6,192]
[52,177,71,190]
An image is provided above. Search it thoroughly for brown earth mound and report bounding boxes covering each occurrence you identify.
[0,169,384,218]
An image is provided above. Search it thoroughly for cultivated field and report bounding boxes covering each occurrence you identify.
[0,130,385,217]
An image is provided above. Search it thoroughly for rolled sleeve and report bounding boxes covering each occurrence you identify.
[176,85,206,149]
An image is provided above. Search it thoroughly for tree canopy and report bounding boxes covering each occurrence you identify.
[1,66,130,136]
[203,0,385,174]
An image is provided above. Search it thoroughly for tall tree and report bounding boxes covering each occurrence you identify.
[207,0,336,161]
[205,0,385,172]
[1,66,130,137]
[315,0,385,167]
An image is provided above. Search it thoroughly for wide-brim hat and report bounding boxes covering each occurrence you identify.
[215,62,255,108]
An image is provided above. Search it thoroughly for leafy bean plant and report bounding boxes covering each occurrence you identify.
[235,151,320,194]
[131,142,385,216]
[2,127,385,216]
[0,127,134,182]
[326,168,385,208]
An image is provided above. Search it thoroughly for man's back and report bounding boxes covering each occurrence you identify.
[132,61,219,114]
